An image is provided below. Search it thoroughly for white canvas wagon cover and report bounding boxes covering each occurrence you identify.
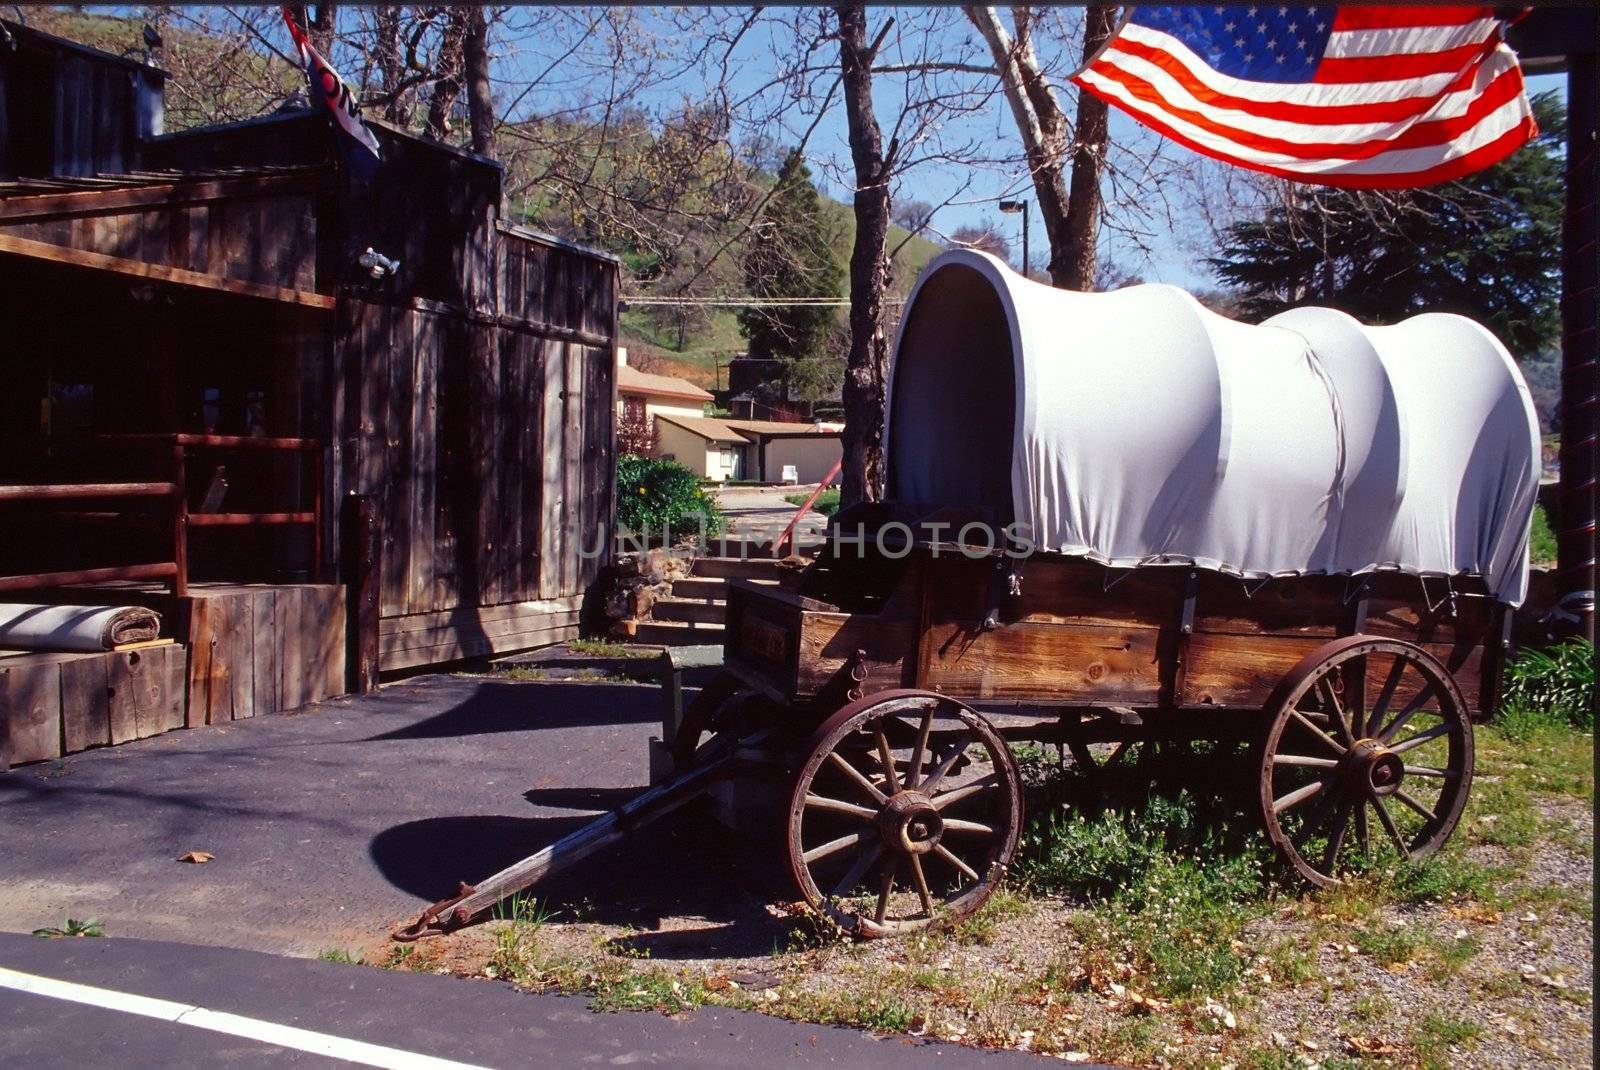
[885,250,1541,604]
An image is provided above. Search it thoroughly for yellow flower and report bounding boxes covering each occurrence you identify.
[637,486,647,495]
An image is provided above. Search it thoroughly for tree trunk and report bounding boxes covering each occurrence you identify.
[425,10,467,142]
[835,6,893,507]
[309,3,337,58]
[463,6,496,159]
[374,5,407,125]
[966,5,1112,290]
[1060,4,1114,291]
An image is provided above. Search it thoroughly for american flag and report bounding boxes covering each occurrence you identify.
[1073,5,1535,188]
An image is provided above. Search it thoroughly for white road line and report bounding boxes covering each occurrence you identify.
[0,965,493,1070]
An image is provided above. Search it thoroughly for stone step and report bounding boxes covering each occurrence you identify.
[691,556,789,580]
[670,575,777,600]
[632,619,726,647]
[651,598,724,624]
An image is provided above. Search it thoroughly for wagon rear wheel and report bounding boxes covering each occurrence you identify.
[1259,637,1474,888]
[786,690,1023,938]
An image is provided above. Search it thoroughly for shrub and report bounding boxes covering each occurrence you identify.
[615,455,723,541]
[1500,639,1594,731]
[1529,504,1558,565]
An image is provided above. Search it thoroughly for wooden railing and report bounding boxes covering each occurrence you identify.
[0,434,323,598]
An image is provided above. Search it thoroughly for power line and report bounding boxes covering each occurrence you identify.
[621,296,906,308]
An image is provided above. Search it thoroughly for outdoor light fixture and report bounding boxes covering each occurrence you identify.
[359,247,401,280]
[998,199,1029,279]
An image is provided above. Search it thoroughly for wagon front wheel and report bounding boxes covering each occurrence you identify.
[786,690,1023,937]
[1258,637,1474,888]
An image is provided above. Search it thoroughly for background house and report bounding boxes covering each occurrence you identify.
[616,351,712,432]
[657,415,841,483]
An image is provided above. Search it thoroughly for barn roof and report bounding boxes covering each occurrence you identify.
[887,250,1541,603]
[657,415,750,444]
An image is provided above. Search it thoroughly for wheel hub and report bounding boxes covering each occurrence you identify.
[878,791,943,855]
[1343,738,1404,797]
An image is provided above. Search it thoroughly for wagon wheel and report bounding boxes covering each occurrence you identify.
[1258,637,1473,888]
[672,672,764,771]
[786,690,1023,938]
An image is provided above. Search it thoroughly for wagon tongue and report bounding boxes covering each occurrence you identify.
[391,730,768,941]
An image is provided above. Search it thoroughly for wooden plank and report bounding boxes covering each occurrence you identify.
[537,334,565,600]
[379,607,582,656]
[920,619,1166,705]
[519,336,545,598]
[559,341,583,596]
[379,594,586,635]
[343,494,382,693]
[276,586,308,711]
[0,232,334,310]
[303,586,346,704]
[409,312,440,614]
[1182,632,1325,708]
[382,308,416,617]
[184,597,213,729]
[0,660,63,764]
[380,621,580,672]
[109,645,182,740]
[0,172,318,222]
[494,329,524,602]
[60,654,111,753]
[250,588,280,717]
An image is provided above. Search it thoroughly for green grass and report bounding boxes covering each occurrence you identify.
[566,639,653,659]
[31,917,103,939]
[1530,503,1558,566]
[783,487,840,518]
[317,948,362,964]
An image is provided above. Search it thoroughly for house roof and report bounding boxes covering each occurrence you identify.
[725,419,842,438]
[657,414,842,445]
[617,364,713,402]
[656,414,750,444]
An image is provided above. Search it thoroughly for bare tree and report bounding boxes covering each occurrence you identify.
[834,7,895,507]
[463,6,495,158]
[424,9,466,141]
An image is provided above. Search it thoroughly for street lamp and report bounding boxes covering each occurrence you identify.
[998,198,1028,279]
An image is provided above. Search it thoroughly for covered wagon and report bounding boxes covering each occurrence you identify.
[402,250,1540,941]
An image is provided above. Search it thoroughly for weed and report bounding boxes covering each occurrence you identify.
[566,639,651,658]
[783,487,840,518]
[317,948,362,964]
[1352,923,1423,967]
[1426,933,1480,980]
[1384,853,1508,905]
[1414,1014,1482,1069]
[1500,639,1594,730]
[30,917,102,939]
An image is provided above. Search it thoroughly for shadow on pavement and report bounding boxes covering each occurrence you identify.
[365,680,659,741]
[370,802,793,958]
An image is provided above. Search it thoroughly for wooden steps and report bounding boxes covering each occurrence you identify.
[637,556,788,646]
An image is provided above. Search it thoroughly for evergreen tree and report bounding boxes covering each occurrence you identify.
[738,150,844,383]
[1209,93,1565,357]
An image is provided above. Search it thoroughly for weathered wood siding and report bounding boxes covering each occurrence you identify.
[343,229,616,670]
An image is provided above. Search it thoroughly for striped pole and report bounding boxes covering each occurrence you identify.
[1558,45,1598,644]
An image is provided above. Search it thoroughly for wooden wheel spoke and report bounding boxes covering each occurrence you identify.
[1316,676,1353,745]
[1272,753,1339,769]
[1291,788,1341,848]
[905,707,934,789]
[1354,802,1371,856]
[874,726,900,795]
[908,855,935,917]
[1322,799,1354,872]
[803,827,875,865]
[932,772,1000,810]
[1367,654,1409,736]
[805,793,877,821]
[1394,788,1438,823]
[931,843,980,883]
[1371,797,1410,856]
[829,842,886,901]
[1289,709,1347,756]
[940,817,997,837]
[1345,655,1368,739]
[1387,722,1451,753]
[1403,764,1456,780]
[1376,680,1439,742]
[873,866,895,924]
[827,750,888,805]
[919,730,978,794]
[1273,777,1330,814]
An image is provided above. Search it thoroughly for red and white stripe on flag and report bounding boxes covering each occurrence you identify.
[281,6,380,160]
[1073,5,1535,188]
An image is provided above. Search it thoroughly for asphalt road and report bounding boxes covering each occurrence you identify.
[0,932,1084,1068]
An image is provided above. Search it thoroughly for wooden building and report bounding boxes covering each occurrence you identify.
[0,23,617,765]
